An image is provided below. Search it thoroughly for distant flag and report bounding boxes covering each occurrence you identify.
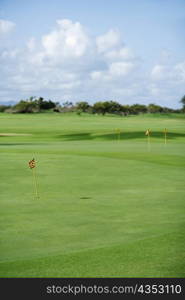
[28,158,39,199]
[145,129,151,136]
[29,158,35,169]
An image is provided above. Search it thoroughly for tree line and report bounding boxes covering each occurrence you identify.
[0,95,184,115]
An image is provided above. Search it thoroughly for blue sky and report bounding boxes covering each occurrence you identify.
[0,0,184,107]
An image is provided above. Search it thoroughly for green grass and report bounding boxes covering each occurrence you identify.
[0,112,185,277]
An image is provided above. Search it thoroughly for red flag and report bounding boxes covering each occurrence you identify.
[29,158,35,169]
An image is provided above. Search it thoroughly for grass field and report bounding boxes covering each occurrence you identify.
[0,112,185,277]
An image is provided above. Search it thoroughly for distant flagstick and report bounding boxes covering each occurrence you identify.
[145,129,151,151]
[116,128,121,141]
[164,128,167,145]
[29,158,39,199]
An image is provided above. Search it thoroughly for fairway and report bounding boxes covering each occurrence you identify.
[0,113,185,277]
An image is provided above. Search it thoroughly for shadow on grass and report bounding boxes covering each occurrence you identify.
[57,131,185,141]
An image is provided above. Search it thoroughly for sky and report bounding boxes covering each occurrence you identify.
[0,0,185,108]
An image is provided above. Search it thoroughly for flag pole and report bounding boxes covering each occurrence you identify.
[32,166,39,199]
[164,128,167,145]
[118,128,120,141]
[145,129,151,151]
[116,128,121,141]
[148,132,150,151]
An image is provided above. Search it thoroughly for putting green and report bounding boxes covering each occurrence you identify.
[0,112,184,277]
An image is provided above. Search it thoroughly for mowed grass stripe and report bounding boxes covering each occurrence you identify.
[0,147,184,168]
[0,232,184,277]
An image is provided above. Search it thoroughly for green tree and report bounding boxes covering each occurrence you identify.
[12,96,57,113]
[0,105,10,112]
[130,104,147,114]
[76,101,90,112]
[36,97,56,110]
[104,101,122,114]
[121,105,130,115]
[92,101,122,115]
[147,103,163,113]
[62,101,73,108]
[13,99,38,113]
[92,102,107,115]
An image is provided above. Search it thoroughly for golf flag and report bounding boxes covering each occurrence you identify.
[145,129,150,136]
[164,128,167,134]
[29,158,35,169]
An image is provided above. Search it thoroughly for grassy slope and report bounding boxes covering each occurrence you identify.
[0,113,185,277]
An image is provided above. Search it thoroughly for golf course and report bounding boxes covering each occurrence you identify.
[0,112,184,277]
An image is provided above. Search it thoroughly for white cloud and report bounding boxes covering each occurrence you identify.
[109,61,135,76]
[91,61,136,82]
[151,65,168,80]
[175,61,185,82]
[32,19,90,65]
[1,49,19,59]
[27,37,36,51]
[151,61,185,83]
[96,29,121,53]
[104,47,134,61]
[149,60,185,106]
[0,19,15,35]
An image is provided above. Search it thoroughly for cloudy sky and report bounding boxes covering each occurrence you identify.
[0,0,184,108]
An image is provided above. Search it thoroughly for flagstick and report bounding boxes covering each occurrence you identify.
[164,130,167,145]
[147,133,151,151]
[32,167,39,199]
[118,129,120,141]
[116,129,121,141]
